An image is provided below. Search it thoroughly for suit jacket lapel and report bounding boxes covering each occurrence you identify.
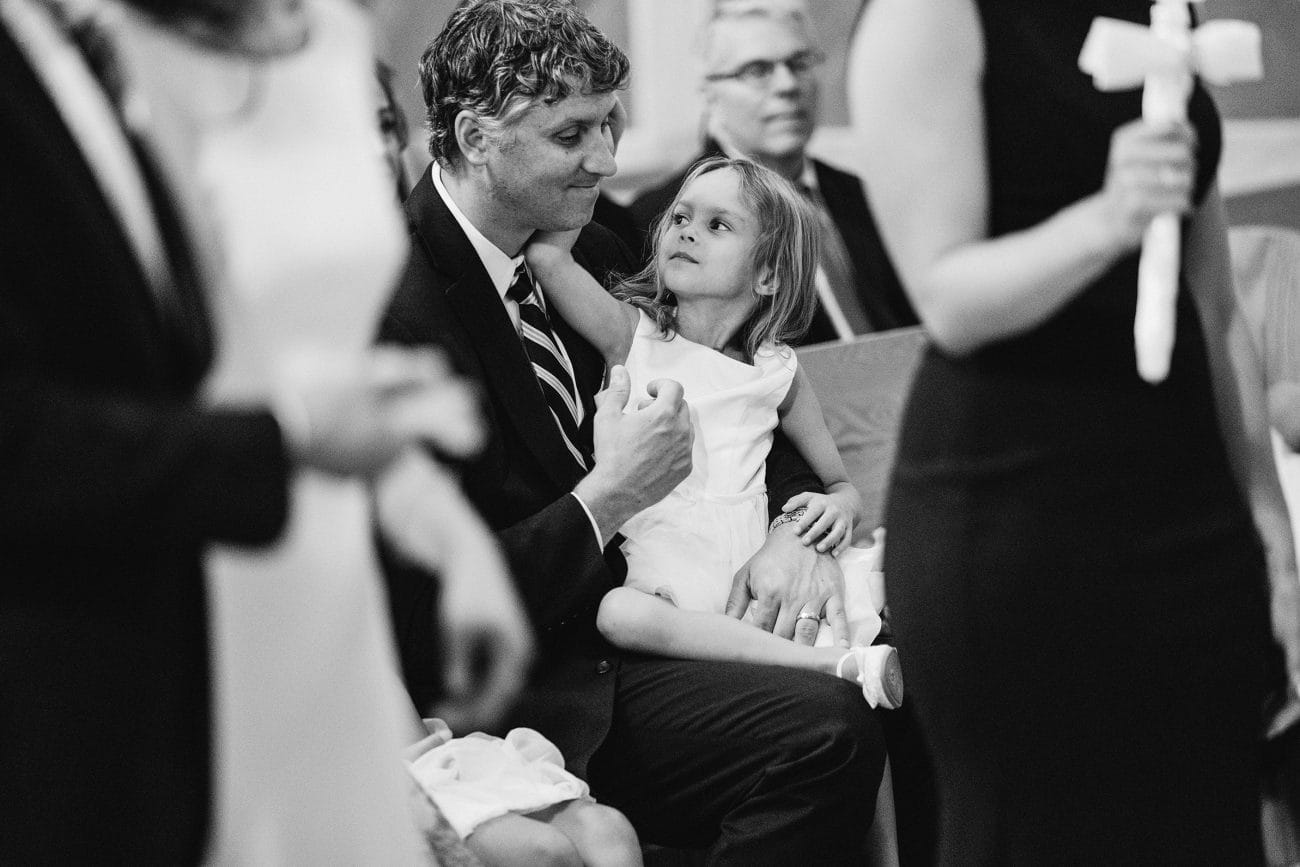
[813,158,913,332]
[407,174,587,492]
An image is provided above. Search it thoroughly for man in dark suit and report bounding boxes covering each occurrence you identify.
[0,8,290,861]
[630,1,918,344]
[380,1,885,861]
[0,3,520,860]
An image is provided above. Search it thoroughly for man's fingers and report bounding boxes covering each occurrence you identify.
[644,377,684,407]
[772,603,800,641]
[824,595,850,648]
[750,598,780,634]
[792,614,819,647]
[725,565,755,619]
[596,364,632,415]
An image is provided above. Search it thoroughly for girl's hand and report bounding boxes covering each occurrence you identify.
[525,229,583,274]
[782,489,857,555]
[1098,119,1197,253]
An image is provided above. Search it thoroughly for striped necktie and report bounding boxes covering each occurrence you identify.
[507,264,588,471]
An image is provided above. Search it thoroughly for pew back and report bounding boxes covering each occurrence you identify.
[797,326,928,539]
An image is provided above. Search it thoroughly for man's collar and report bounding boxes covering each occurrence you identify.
[430,163,522,302]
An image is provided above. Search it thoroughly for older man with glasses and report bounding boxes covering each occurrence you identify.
[629,0,918,343]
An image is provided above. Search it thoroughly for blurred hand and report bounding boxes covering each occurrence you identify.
[574,365,693,542]
[1269,381,1300,452]
[272,345,483,477]
[726,525,852,648]
[1271,556,1300,704]
[377,450,534,732]
[403,717,454,763]
[1099,119,1198,251]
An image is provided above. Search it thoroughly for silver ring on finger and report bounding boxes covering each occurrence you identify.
[796,606,821,622]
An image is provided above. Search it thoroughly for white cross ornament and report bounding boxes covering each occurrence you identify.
[1078,1,1263,384]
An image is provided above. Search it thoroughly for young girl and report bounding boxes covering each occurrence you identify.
[526,156,902,708]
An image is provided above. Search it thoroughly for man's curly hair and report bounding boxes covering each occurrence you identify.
[419,0,630,166]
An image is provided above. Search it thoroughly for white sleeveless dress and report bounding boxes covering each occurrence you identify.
[619,312,883,641]
[113,2,429,863]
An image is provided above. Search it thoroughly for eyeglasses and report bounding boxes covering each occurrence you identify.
[704,50,826,87]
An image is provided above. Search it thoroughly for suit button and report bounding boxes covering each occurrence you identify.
[595,660,612,675]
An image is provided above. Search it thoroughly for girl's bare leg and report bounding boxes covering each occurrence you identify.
[531,800,644,867]
[465,812,581,867]
[596,586,844,674]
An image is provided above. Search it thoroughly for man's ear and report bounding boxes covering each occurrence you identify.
[755,266,779,297]
[452,111,492,167]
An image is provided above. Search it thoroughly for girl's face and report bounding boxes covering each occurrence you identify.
[658,169,766,308]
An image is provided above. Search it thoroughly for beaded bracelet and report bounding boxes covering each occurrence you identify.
[768,505,808,533]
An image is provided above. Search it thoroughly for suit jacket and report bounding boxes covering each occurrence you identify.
[629,142,919,343]
[379,169,821,777]
[1,18,288,863]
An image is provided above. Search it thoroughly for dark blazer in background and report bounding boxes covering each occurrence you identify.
[1,21,289,864]
[629,141,920,344]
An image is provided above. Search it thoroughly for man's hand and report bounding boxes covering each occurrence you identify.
[376,451,534,732]
[726,522,851,647]
[574,365,693,545]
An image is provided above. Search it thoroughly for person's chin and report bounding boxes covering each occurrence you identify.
[762,126,812,156]
[542,201,597,231]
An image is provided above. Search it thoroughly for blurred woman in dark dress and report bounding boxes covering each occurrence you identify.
[850,0,1298,862]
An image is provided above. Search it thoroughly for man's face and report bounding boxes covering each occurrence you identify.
[482,90,621,246]
[703,16,819,164]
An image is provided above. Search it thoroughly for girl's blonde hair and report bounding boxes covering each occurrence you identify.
[616,157,820,360]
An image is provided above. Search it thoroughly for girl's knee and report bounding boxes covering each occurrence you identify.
[471,820,583,867]
[571,802,643,865]
[522,825,584,867]
[596,587,658,644]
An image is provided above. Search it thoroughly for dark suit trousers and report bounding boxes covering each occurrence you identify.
[586,654,886,865]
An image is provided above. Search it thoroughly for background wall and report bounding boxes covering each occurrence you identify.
[375,0,1300,225]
